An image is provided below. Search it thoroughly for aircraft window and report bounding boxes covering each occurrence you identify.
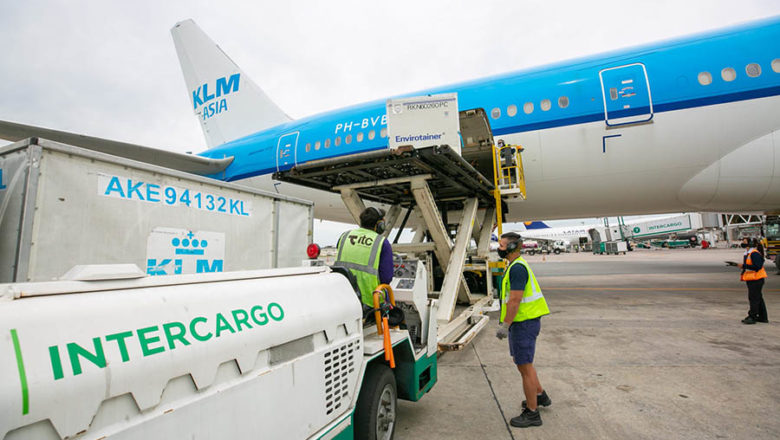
[721,67,736,82]
[357,132,364,142]
[558,96,569,108]
[380,128,388,138]
[305,143,311,152]
[609,88,618,100]
[345,134,353,144]
[698,71,712,85]
[491,107,501,119]
[335,136,341,146]
[746,63,761,78]
[315,141,321,150]
[540,99,551,111]
[368,130,376,140]
[325,139,331,148]
[773,59,780,73]
[523,102,534,114]
[507,104,517,117]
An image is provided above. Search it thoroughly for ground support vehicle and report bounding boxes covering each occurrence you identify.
[604,241,628,255]
[0,138,437,439]
[275,142,499,351]
[275,108,525,350]
[521,239,567,255]
[764,215,780,270]
[650,239,691,249]
[0,265,438,440]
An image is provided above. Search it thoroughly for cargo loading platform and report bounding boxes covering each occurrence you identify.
[274,144,499,350]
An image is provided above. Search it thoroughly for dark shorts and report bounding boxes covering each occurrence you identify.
[508,318,541,365]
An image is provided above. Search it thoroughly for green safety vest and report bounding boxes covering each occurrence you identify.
[335,228,386,307]
[500,256,550,322]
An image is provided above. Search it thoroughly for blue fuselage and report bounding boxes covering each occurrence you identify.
[200,16,780,183]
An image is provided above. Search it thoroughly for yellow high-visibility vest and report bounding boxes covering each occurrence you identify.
[500,256,550,322]
[335,228,385,306]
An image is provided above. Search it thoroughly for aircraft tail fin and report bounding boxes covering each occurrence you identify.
[171,19,291,148]
[523,221,551,230]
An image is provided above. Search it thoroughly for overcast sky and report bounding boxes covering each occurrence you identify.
[2,1,779,243]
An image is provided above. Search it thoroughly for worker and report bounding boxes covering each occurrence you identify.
[495,232,551,428]
[335,207,394,309]
[498,139,514,167]
[737,237,769,324]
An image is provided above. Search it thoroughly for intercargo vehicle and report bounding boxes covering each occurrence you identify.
[0,138,439,439]
[0,264,438,440]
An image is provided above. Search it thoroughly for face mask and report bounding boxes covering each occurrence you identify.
[497,248,509,259]
[375,220,386,235]
[741,243,748,248]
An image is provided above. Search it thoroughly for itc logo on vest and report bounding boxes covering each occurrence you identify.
[348,234,374,246]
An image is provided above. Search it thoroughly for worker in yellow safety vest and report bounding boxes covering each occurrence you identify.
[335,207,394,308]
[737,237,769,324]
[495,232,551,428]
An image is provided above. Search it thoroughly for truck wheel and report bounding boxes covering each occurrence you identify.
[354,363,397,440]
[554,249,561,255]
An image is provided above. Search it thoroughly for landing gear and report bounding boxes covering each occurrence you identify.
[355,363,397,440]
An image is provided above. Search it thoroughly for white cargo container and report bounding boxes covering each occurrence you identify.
[0,138,313,282]
[386,93,461,155]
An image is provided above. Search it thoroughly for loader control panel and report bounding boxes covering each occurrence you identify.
[393,258,418,289]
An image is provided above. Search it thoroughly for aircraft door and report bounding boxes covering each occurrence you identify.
[276,132,299,172]
[598,63,653,127]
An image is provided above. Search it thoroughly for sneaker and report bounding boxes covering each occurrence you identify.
[522,390,552,409]
[510,408,542,428]
[742,316,757,325]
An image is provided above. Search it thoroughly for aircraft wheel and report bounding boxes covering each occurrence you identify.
[355,363,397,440]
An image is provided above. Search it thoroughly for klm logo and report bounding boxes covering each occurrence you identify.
[192,73,240,120]
[147,231,223,276]
[147,258,183,276]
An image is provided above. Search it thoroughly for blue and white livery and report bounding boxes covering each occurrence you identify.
[172,17,780,223]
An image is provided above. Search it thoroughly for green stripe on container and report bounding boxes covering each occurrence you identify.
[10,329,29,415]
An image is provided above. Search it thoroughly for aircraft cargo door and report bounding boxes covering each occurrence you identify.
[276,132,299,172]
[599,63,653,127]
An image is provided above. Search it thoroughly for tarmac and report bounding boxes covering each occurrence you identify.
[396,247,780,440]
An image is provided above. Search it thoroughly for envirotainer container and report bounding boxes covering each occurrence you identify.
[0,138,313,282]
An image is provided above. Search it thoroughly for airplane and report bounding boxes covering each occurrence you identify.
[2,17,780,226]
[515,213,713,248]
[517,221,590,244]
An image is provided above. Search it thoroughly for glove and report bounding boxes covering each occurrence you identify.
[495,322,508,340]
